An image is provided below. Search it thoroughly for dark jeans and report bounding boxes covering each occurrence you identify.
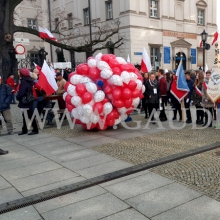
[11,94,16,104]
[173,102,182,120]
[195,105,204,122]
[159,96,167,119]
[184,99,192,121]
[143,101,148,117]
[22,109,38,133]
[148,103,158,120]
[204,108,213,126]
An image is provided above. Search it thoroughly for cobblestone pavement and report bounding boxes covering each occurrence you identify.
[92,128,220,202]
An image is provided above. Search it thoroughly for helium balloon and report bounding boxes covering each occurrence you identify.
[82,92,93,104]
[76,84,86,96]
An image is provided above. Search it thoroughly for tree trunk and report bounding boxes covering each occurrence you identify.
[0,0,16,82]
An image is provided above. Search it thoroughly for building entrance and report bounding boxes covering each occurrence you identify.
[175,52,186,70]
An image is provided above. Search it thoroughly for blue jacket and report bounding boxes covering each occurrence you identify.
[16,77,34,109]
[0,84,12,111]
[186,79,194,100]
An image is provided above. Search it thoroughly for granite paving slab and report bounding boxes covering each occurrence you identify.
[21,137,62,147]
[0,176,11,190]
[78,137,118,148]
[0,187,23,204]
[41,193,129,220]
[0,150,37,162]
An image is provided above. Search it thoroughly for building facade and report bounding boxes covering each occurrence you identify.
[16,0,218,71]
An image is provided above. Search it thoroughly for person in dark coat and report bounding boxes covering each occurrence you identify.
[143,72,149,118]
[16,68,39,135]
[144,72,160,124]
[184,71,194,124]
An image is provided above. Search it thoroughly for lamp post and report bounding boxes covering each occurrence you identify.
[201,29,208,71]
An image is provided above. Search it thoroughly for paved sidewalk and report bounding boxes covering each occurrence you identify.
[1,125,220,219]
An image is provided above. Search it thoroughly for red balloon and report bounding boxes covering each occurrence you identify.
[113,100,124,108]
[127,80,137,91]
[112,67,121,75]
[68,72,76,82]
[76,84,86,96]
[124,99,132,108]
[107,119,115,127]
[89,67,100,80]
[103,85,112,94]
[93,102,104,114]
[80,64,90,76]
[135,72,143,80]
[106,111,115,121]
[76,63,85,74]
[108,54,116,59]
[140,94,144,99]
[82,92,93,104]
[64,82,70,91]
[120,64,134,72]
[127,107,134,115]
[109,59,120,68]
[101,54,113,63]
[122,88,132,100]
[102,98,109,105]
[112,88,122,100]
[112,109,120,119]
[132,89,141,98]
[65,94,72,104]
[67,104,75,112]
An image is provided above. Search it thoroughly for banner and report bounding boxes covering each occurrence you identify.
[53,62,72,69]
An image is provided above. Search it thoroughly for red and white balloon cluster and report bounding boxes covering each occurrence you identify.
[63,53,145,130]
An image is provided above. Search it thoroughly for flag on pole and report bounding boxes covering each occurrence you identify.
[212,31,219,45]
[141,47,152,72]
[38,60,58,95]
[170,61,189,102]
[38,27,57,42]
[50,66,57,78]
[200,41,203,48]
[204,63,209,78]
[33,63,41,72]
[127,55,131,63]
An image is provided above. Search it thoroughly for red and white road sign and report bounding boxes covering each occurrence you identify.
[15,44,26,55]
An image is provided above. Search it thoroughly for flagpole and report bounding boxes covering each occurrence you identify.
[181,99,184,123]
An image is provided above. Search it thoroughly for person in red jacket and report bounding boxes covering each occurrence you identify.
[157,69,167,121]
[6,74,17,104]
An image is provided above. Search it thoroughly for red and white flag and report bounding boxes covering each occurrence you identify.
[203,82,208,90]
[141,47,152,73]
[39,27,57,42]
[38,60,58,95]
[212,31,219,45]
[33,62,41,71]
[195,86,202,97]
[200,41,203,48]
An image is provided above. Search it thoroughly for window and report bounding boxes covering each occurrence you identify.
[55,18,59,32]
[27,19,37,30]
[150,47,160,70]
[29,53,39,66]
[149,0,159,18]
[198,9,204,25]
[68,13,73,29]
[106,1,113,20]
[84,8,90,25]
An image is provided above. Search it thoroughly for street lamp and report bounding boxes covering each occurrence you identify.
[200,29,209,71]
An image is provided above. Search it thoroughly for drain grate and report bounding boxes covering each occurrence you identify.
[0,141,220,215]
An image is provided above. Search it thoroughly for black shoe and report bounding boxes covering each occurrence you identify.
[208,124,212,128]
[18,131,27,135]
[145,115,149,119]
[202,123,207,127]
[186,119,192,124]
[28,131,39,135]
[179,118,182,122]
[0,149,9,155]
[151,122,156,125]
[197,121,204,125]
[172,117,177,121]
[160,118,167,122]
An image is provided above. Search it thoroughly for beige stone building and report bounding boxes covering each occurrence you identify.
[15,0,218,71]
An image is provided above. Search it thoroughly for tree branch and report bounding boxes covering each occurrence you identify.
[10,0,23,11]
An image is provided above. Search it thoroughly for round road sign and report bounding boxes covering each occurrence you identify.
[15,44,26,55]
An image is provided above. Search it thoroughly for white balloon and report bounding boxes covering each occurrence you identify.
[90,113,100,124]
[88,99,95,106]
[142,85,146,93]
[114,117,121,125]
[86,82,97,94]
[71,96,82,107]
[116,57,127,64]
[77,106,84,117]
[118,107,127,114]
[80,76,92,84]
[100,68,113,79]
[87,59,97,68]
[95,53,103,62]
[82,104,93,117]
[97,61,110,71]
[63,92,67,101]
[130,72,138,80]
[70,74,83,85]
[136,79,143,90]
[110,75,123,86]
[121,71,131,84]
[71,108,78,119]
[132,97,140,107]
[67,84,76,96]
[80,116,90,124]
[103,102,113,115]
[94,90,105,102]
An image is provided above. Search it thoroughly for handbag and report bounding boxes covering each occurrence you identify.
[21,86,35,104]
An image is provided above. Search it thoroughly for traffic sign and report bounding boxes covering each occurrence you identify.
[16,54,26,59]
[15,44,26,55]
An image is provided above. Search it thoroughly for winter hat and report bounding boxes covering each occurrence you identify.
[19,68,30,77]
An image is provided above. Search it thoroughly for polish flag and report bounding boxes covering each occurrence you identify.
[200,41,203,48]
[195,86,202,97]
[127,55,131,63]
[39,27,57,42]
[212,31,219,45]
[33,62,41,71]
[203,82,208,90]
[38,60,58,95]
[141,47,152,73]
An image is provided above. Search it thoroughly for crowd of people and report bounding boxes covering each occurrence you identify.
[142,69,217,127]
[0,65,218,155]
